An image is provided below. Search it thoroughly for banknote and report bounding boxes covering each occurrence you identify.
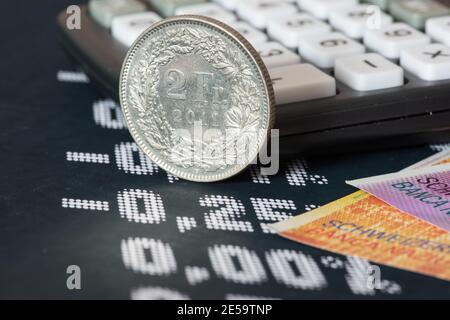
[269,190,450,281]
[269,151,450,281]
[347,163,450,232]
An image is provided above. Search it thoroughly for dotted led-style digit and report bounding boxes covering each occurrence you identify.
[285,159,329,187]
[344,256,376,296]
[250,198,296,233]
[176,217,197,233]
[167,173,180,184]
[380,280,402,295]
[61,198,109,212]
[305,204,320,211]
[115,142,159,175]
[117,189,166,224]
[320,256,344,270]
[345,257,402,296]
[57,70,89,83]
[66,151,110,164]
[430,143,450,152]
[208,245,267,285]
[249,165,271,184]
[200,195,254,232]
[266,249,327,290]
[93,99,127,129]
[121,238,177,276]
[184,266,210,286]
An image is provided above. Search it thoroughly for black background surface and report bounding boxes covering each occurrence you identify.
[0,0,450,299]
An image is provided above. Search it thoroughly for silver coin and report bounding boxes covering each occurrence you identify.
[120,15,275,182]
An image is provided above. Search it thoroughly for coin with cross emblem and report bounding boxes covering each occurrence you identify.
[120,16,275,182]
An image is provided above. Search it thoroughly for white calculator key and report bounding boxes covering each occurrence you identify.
[228,22,268,46]
[236,0,298,29]
[299,32,365,68]
[269,64,336,104]
[298,0,358,20]
[175,3,237,24]
[267,13,332,49]
[329,5,393,39]
[255,42,301,68]
[111,11,161,47]
[213,0,239,11]
[335,53,404,91]
[426,16,450,47]
[364,23,430,59]
[401,44,450,81]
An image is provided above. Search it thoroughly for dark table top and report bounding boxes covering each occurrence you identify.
[1,0,449,299]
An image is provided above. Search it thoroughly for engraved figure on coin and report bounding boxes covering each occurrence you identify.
[128,26,262,172]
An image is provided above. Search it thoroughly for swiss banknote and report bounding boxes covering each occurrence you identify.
[348,163,450,232]
[269,150,450,281]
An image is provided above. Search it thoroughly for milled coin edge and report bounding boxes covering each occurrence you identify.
[119,15,275,182]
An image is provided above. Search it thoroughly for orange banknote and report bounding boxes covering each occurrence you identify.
[269,190,450,281]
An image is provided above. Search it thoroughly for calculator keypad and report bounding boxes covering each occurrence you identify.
[364,23,430,59]
[401,43,450,81]
[426,16,450,46]
[299,32,365,68]
[212,0,239,11]
[267,13,331,49]
[228,21,268,47]
[389,0,450,29]
[299,0,359,20]
[148,0,206,17]
[329,4,393,39]
[111,11,161,46]
[89,0,450,97]
[236,0,298,30]
[89,0,146,28]
[363,0,390,10]
[255,41,301,68]
[174,3,237,24]
[335,53,404,91]
[269,64,336,104]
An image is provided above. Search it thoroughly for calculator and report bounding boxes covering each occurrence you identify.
[57,0,450,153]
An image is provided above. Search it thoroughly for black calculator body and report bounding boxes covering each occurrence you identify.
[56,0,450,154]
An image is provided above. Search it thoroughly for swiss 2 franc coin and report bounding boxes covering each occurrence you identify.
[120,15,275,182]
